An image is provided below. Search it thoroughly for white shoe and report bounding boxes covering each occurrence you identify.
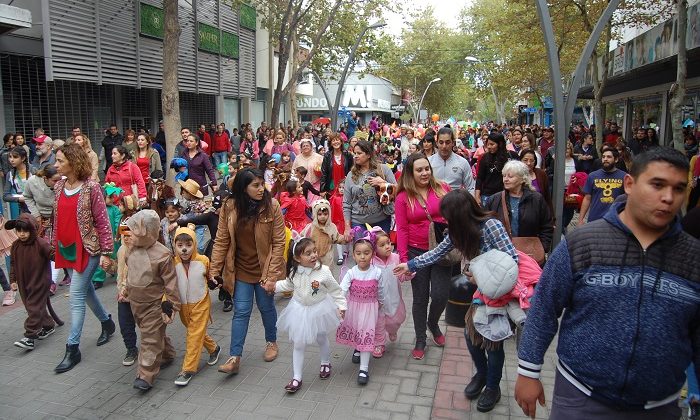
[2,290,16,306]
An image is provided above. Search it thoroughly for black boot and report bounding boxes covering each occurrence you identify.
[97,314,115,346]
[464,373,487,399]
[55,344,81,373]
[476,386,501,412]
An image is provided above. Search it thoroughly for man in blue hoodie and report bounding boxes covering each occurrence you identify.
[515,147,700,419]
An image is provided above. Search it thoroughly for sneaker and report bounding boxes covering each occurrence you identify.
[123,348,138,366]
[372,345,385,358]
[49,283,57,296]
[218,356,240,374]
[263,342,278,362]
[59,276,71,286]
[37,327,55,340]
[222,299,233,312]
[411,341,426,360]
[2,290,16,306]
[207,345,221,366]
[430,326,445,347]
[14,337,34,350]
[174,372,193,386]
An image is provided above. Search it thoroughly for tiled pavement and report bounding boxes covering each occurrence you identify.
[0,261,557,420]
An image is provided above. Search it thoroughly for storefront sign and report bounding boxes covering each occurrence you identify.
[297,97,328,108]
[240,4,257,31]
[198,23,220,54]
[221,31,239,59]
[140,3,164,39]
[342,85,372,108]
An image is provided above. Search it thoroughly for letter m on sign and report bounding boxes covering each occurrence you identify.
[342,86,367,108]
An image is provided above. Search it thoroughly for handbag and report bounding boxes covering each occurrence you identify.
[128,163,141,209]
[417,195,461,266]
[500,191,545,265]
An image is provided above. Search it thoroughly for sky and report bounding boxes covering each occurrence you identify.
[383,0,474,38]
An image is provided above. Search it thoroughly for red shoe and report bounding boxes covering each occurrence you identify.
[372,345,385,358]
[432,333,446,347]
[319,363,331,379]
[411,348,425,360]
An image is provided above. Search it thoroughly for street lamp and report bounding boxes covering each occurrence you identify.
[330,21,387,129]
[464,56,504,124]
[416,77,441,123]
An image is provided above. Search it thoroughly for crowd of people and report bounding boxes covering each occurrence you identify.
[1,115,699,419]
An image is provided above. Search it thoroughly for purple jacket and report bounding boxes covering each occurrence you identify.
[181,148,218,195]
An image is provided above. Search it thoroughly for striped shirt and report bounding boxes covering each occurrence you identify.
[407,218,518,272]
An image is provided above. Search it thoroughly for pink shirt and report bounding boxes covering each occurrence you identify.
[395,184,450,262]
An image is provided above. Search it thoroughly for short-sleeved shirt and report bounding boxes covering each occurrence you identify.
[583,168,626,222]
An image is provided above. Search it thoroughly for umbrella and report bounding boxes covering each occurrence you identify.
[312,117,331,125]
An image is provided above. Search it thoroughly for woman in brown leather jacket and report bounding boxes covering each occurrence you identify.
[210,168,287,376]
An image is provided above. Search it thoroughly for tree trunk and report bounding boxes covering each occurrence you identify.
[670,0,688,151]
[162,0,181,185]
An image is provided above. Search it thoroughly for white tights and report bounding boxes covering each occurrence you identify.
[292,333,331,381]
[359,351,370,373]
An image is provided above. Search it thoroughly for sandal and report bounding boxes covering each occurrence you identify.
[319,363,331,379]
[372,345,385,358]
[284,378,302,393]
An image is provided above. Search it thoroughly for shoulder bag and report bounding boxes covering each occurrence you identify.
[500,191,545,265]
[417,194,461,266]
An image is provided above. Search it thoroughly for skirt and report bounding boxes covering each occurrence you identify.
[277,295,340,345]
[336,299,379,352]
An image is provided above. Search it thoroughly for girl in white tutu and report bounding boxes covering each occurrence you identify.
[336,227,385,385]
[275,237,347,393]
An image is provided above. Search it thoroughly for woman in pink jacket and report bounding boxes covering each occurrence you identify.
[394,153,451,360]
[105,145,147,207]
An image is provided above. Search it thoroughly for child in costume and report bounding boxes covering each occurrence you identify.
[264,156,278,190]
[116,219,138,366]
[123,210,181,391]
[172,225,221,386]
[159,198,182,254]
[280,179,309,233]
[275,237,346,393]
[371,229,407,358]
[91,183,123,287]
[336,227,384,385]
[8,214,60,350]
[329,181,347,265]
[300,199,346,268]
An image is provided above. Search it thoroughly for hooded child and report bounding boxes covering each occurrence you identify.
[91,183,124,287]
[300,199,346,268]
[8,214,57,350]
[172,225,221,386]
[123,209,181,391]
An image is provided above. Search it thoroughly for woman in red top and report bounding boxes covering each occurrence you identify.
[394,153,450,360]
[320,133,352,197]
[105,145,147,207]
[52,144,116,374]
[131,134,162,189]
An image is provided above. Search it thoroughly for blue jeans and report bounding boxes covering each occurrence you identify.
[195,225,207,255]
[67,255,110,345]
[352,217,391,234]
[229,280,277,357]
[464,329,505,389]
[213,151,228,167]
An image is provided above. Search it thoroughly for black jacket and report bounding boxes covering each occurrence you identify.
[487,188,554,252]
[320,150,353,193]
[102,133,123,168]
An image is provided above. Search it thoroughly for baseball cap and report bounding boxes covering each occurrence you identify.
[34,134,53,144]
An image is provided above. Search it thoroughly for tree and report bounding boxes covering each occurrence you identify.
[375,7,473,120]
[162,0,182,184]
[669,0,688,151]
[247,0,393,127]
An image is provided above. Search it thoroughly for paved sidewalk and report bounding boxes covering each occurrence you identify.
[0,277,446,420]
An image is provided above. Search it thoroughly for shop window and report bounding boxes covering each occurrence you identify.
[604,101,624,126]
[630,97,661,133]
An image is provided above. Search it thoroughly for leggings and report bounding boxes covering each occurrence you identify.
[292,333,330,381]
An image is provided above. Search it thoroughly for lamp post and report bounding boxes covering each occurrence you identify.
[416,77,441,123]
[465,56,505,124]
[330,21,386,130]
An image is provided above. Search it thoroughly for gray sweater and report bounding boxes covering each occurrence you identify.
[23,175,56,218]
[343,164,396,225]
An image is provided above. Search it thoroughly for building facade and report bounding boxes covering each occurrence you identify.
[0,0,258,152]
[296,72,401,126]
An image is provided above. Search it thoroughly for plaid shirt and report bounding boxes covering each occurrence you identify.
[407,218,518,272]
